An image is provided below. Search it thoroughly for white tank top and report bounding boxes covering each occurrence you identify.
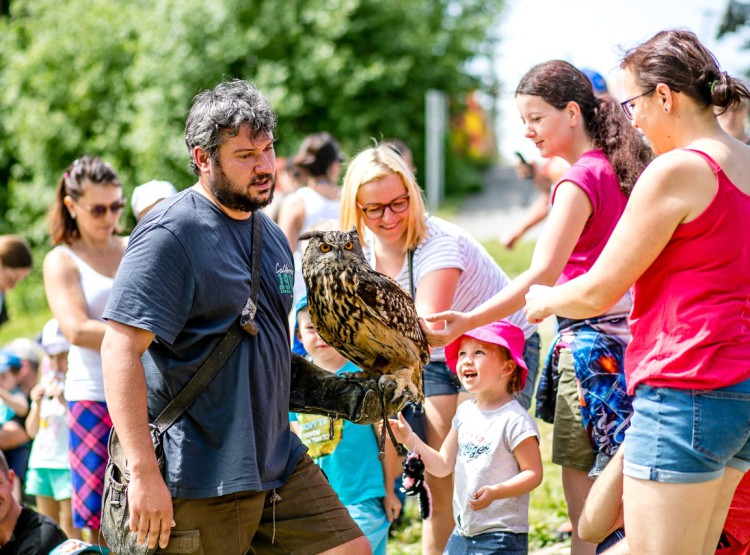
[56,245,115,402]
[292,187,341,306]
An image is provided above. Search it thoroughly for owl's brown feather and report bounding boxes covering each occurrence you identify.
[300,228,429,402]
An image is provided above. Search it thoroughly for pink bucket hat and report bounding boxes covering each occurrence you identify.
[445,320,528,389]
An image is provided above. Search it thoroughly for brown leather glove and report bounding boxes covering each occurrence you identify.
[289,353,407,424]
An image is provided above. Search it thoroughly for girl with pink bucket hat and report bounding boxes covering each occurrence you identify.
[389,320,542,555]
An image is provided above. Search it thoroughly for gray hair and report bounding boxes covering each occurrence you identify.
[184,79,277,175]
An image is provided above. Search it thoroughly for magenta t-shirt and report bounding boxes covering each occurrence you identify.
[551,150,628,285]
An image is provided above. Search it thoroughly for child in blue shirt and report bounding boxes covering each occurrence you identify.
[291,296,401,555]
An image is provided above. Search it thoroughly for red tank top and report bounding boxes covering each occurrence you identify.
[626,149,750,394]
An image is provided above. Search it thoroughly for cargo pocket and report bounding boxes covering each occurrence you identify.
[157,530,203,554]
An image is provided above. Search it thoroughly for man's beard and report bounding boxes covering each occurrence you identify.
[208,162,275,213]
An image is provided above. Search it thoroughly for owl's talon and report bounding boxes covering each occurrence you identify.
[378,371,422,404]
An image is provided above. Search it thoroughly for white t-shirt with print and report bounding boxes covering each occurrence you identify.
[452,398,540,536]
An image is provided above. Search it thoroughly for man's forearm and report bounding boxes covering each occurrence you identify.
[101,324,161,475]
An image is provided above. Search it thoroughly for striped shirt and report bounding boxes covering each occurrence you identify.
[366,216,536,361]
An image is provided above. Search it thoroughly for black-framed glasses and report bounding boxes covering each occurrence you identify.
[357,193,410,220]
[620,89,655,120]
[74,198,127,218]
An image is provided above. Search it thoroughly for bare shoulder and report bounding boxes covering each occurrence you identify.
[635,150,715,194]
[43,246,75,274]
[632,150,719,223]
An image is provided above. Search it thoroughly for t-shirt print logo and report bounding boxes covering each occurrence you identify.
[276,263,294,295]
[458,440,491,460]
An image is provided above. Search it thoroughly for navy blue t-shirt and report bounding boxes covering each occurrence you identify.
[104,188,303,498]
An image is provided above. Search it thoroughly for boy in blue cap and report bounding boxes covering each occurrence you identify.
[291,296,401,555]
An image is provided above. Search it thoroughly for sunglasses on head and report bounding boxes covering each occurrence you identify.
[73,198,127,218]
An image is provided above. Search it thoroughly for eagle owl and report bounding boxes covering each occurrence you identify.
[300,228,430,403]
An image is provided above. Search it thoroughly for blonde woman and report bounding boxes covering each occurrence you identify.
[340,144,539,555]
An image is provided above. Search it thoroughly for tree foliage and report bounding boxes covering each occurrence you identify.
[718,0,750,40]
[0,0,503,242]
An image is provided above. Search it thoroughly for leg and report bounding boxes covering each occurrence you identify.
[624,474,724,555]
[702,467,744,555]
[562,467,596,555]
[319,536,372,555]
[422,393,458,555]
[553,348,597,555]
[36,496,61,521]
[59,498,83,540]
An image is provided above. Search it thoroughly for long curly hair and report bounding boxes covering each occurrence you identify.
[516,60,651,195]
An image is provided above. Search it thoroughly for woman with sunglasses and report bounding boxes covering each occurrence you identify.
[524,31,750,554]
[43,155,127,544]
[424,61,651,555]
[340,144,539,555]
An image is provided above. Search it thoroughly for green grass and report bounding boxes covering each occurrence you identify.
[0,289,51,345]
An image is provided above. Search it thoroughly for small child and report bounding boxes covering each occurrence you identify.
[390,320,542,555]
[24,319,81,540]
[290,296,401,555]
[0,350,29,423]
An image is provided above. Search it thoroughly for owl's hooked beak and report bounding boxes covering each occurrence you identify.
[336,249,343,263]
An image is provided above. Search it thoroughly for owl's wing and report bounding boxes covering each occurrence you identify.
[354,268,429,360]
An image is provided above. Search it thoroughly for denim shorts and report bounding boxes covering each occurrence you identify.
[424,360,462,397]
[624,379,750,484]
[445,530,528,555]
[517,332,541,410]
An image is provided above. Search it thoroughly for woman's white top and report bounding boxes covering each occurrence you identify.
[55,245,115,402]
[366,216,537,361]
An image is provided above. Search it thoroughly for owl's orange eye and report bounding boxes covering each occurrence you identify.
[343,241,354,250]
[320,243,332,253]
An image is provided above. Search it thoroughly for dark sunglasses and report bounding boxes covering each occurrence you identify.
[73,198,127,218]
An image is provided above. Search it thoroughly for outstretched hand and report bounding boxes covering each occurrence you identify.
[382,412,414,449]
[525,284,554,324]
[420,311,471,348]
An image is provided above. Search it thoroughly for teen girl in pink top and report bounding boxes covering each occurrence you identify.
[525,30,750,555]
[425,60,651,555]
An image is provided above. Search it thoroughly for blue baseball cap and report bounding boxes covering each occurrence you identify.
[292,296,309,357]
[0,350,21,374]
[581,68,609,95]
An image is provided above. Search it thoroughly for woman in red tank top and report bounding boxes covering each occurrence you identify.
[524,30,750,555]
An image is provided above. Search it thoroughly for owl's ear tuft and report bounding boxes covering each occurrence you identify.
[300,230,323,241]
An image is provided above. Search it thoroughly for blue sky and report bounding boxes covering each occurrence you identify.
[494,0,750,160]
